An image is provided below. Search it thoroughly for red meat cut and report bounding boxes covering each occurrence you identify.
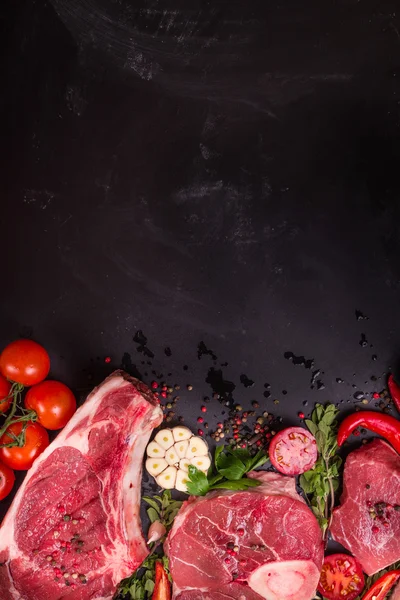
[0,370,162,600]
[331,439,400,575]
[165,471,324,600]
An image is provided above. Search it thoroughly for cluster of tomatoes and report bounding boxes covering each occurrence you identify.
[0,339,76,501]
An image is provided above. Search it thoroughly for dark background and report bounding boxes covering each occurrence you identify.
[1,0,400,524]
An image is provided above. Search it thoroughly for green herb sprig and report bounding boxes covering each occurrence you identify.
[116,554,170,600]
[143,490,182,534]
[116,491,181,600]
[187,446,268,496]
[299,403,342,538]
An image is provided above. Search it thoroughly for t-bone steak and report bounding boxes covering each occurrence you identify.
[331,439,400,575]
[0,370,162,600]
[165,471,324,600]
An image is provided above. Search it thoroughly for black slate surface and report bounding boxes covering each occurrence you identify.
[1,0,400,544]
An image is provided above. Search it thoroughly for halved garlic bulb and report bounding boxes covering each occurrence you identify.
[145,427,209,493]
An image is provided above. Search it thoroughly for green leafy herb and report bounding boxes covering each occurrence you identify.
[299,403,342,538]
[116,554,170,600]
[116,492,181,599]
[187,446,268,496]
[142,490,182,533]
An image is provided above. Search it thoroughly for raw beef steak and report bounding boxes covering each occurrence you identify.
[0,370,162,600]
[165,471,324,600]
[331,439,400,575]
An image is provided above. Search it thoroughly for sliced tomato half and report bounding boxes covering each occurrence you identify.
[269,426,317,475]
[317,553,365,600]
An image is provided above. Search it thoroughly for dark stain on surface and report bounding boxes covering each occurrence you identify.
[240,373,254,388]
[197,341,217,361]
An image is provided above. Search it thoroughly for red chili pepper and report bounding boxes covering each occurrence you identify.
[388,374,400,413]
[337,411,400,454]
[361,570,400,600]
[152,562,171,600]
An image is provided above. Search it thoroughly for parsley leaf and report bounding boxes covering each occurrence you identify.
[186,465,210,495]
[187,446,268,496]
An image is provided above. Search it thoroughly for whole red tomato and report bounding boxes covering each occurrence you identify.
[0,421,49,470]
[25,380,76,430]
[0,339,50,386]
[0,373,12,414]
[0,460,15,501]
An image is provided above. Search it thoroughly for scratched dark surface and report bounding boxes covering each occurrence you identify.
[1,0,400,541]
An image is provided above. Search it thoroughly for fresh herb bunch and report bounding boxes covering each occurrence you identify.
[142,490,182,534]
[116,554,170,600]
[116,491,181,600]
[187,446,268,496]
[299,403,342,537]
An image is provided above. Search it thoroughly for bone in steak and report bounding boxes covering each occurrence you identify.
[331,439,400,575]
[0,370,162,600]
[165,471,324,600]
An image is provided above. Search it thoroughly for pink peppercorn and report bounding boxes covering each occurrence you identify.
[201,406,207,413]
[104,357,111,364]
[224,557,231,564]
[373,392,380,399]
[197,417,204,423]
[151,381,158,389]
[372,525,379,533]
[298,412,305,419]
[238,528,244,536]
[198,429,204,436]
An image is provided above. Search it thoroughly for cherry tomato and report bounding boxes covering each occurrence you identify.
[0,460,15,501]
[269,426,318,475]
[0,421,49,470]
[318,554,365,600]
[0,339,50,386]
[0,373,12,414]
[25,380,76,430]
